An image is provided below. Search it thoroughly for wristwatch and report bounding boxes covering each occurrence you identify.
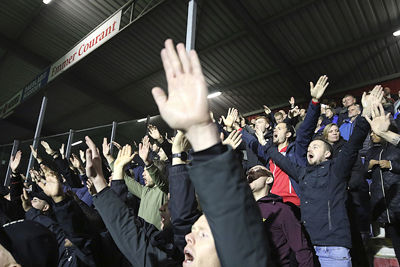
[172,152,188,161]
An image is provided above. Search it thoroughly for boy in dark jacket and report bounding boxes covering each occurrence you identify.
[260,87,382,266]
[247,165,314,266]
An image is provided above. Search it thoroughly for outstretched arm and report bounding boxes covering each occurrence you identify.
[295,75,328,165]
[151,39,269,267]
[334,86,382,180]
[366,103,400,147]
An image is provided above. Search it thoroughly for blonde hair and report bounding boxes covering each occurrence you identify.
[322,123,339,141]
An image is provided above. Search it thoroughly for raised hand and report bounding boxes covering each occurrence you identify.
[289,97,295,108]
[365,103,390,135]
[255,128,267,146]
[59,144,65,159]
[362,85,384,118]
[102,137,111,157]
[112,141,122,151]
[86,136,107,192]
[30,145,43,164]
[29,169,41,184]
[20,188,32,212]
[86,179,97,196]
[102,137,114,164]
[221,130,242,150]
[289,106,300,118]
[79,150,86,164]
[36,165,64,203]
[70,154,81,168]
[139,136,151,166]
[41,141,55,156]
[263,105,271,115]
[165,133,173,144]
[148,124,163,143]
[221,108,238,130]
[10,150,22,173]
[114,145,135,170]
[310,75,329,102]
[151,39,219,151]
[172,130,191,154]
[70,153,85,175]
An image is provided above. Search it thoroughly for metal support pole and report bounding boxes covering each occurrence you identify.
[65,129,74,160]
[185,0,197,51]
[26,96,48,178]
[109,121,118,155]
[4,140,20,186]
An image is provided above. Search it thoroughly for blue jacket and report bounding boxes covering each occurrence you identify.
[339,119,357,141]
[241,100,321,196]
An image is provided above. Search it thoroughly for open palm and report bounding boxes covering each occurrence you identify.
[152,40,210,132]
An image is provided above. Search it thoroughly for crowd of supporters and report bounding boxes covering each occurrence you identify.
[1,39,400,267]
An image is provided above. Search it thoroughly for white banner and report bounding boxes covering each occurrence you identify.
[48,10,122,82]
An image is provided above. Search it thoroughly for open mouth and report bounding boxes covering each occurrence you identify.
[184,249,194,265]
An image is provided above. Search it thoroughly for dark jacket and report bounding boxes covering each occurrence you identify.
[365,142,400,223]
[93,187,181,267]
[52,196,97,266]
[25,208,90,267]
[331,138,346,159]
[263,116,370,248]
[257,194,314,267]
[168,164,201,253]
[92,163,199,267]
[188,144,269,267]
[53,154,83,188]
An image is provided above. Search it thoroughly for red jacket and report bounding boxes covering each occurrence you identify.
[270,145,300,206]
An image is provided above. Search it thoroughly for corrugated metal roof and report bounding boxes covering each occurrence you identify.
[1,0,400,144]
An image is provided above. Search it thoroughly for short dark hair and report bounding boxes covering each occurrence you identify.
[312,136,333,157]
[277,122,296,142]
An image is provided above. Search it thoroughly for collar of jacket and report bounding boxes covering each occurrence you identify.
[287,142,296,151]
[306,160,331,172]
[257,193,283,204]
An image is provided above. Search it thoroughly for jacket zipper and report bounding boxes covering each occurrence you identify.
[328,200,332,230]
[379,150,391,223]
[289,180,292,194]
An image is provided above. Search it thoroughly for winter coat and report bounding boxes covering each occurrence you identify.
[365,142,400,223]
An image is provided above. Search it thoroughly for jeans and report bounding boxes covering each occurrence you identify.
[314,246,352,267]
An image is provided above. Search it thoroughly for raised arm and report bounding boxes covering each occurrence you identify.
[264,141,304,183]
[139,135,169,193]
[84,137,172,266]
[366,103,400,147]
[151,39,269,267]
[295,75,328,165]
[169,132,200,252]
[112,144,144,198]
[334,86,383,180]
